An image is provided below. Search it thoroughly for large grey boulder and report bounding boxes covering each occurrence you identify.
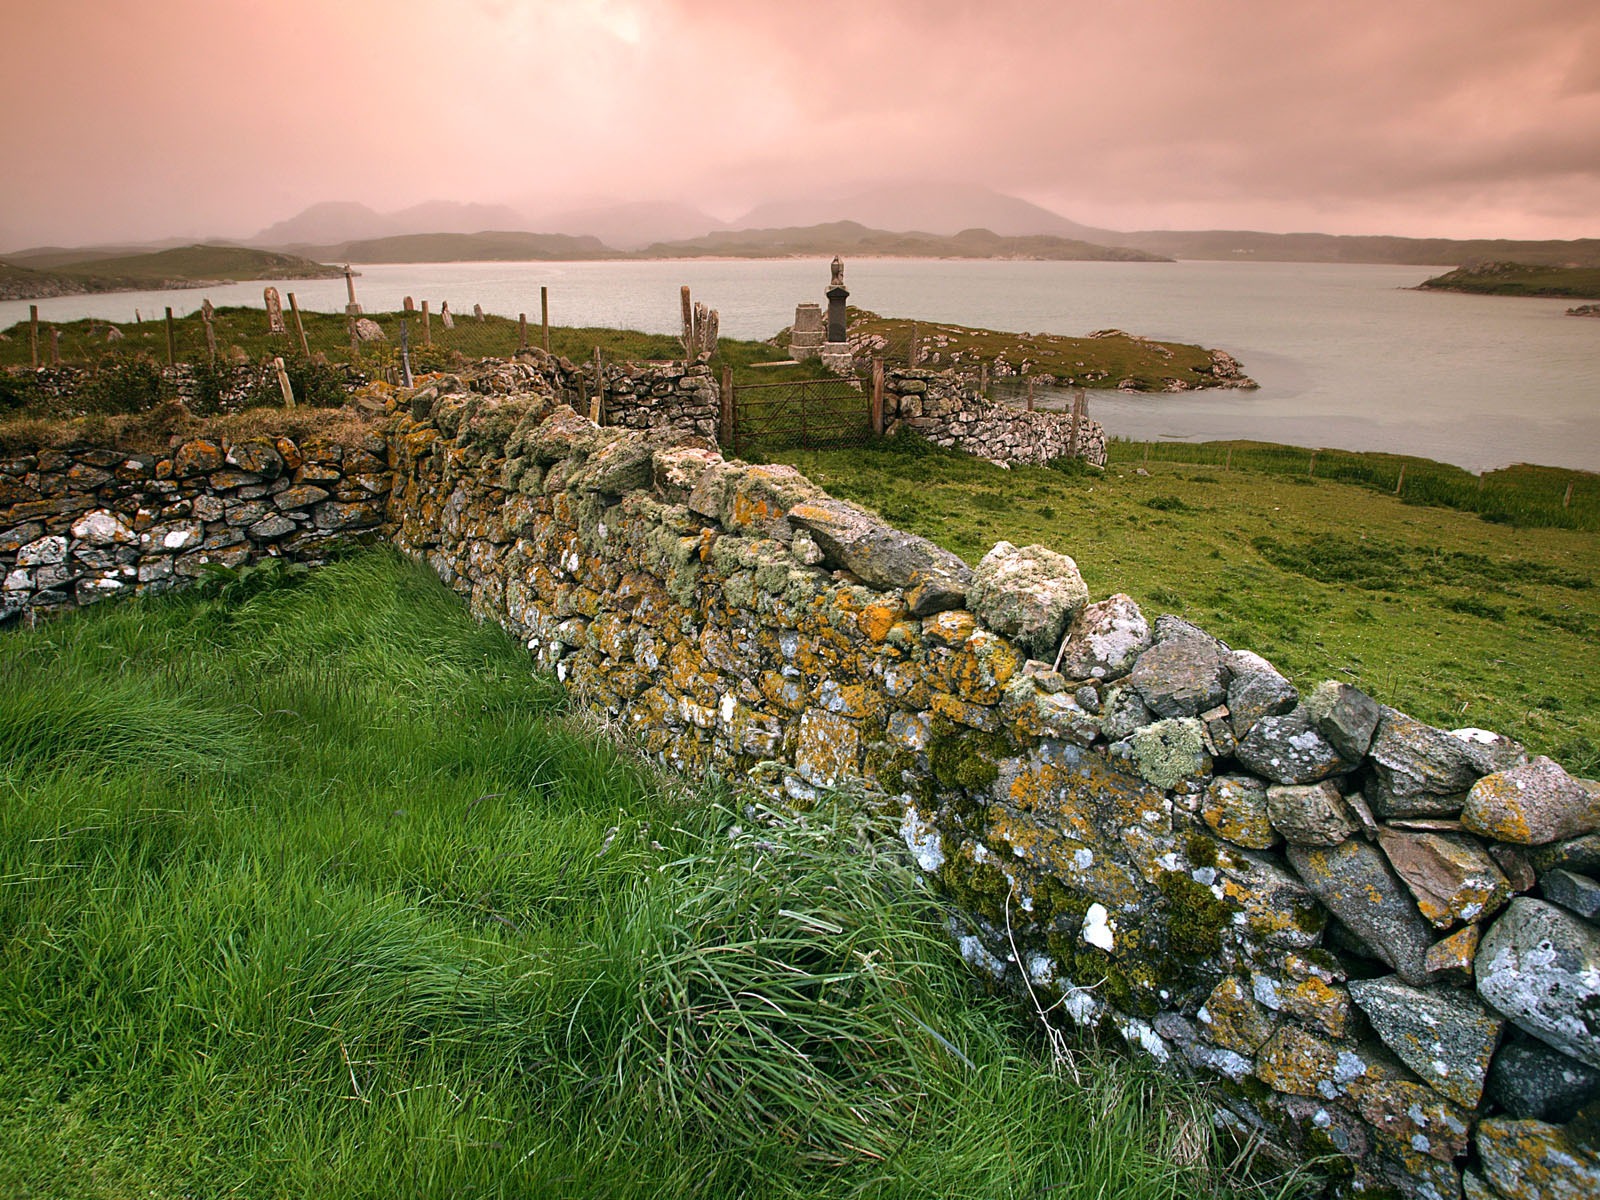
[788,498,971,615]
[1367,707,1480,817]
[1055,593,1150,681]
[1347,975,1503,1107]
[1127,625,1229,719]
[1288,838,1434,985]
[1236,706,1351,785]
[967,541,1088,659]
[1461,757,1600,846]
[1476,898,1600,1069]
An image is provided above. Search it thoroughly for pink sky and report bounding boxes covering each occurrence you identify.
[4,0,1598,247]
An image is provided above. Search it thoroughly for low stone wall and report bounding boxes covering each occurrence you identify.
[882,367,1108,467]
[385,374,1597,1200]
[1,432,390,617]
[4,366,1597,1200]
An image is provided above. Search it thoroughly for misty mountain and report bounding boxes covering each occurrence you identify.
[306,231,612,263]
[733,182,1106,242]
[252,200,534,250]
[529,201,726,250]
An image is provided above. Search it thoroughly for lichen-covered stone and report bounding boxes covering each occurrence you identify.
[1199,975,1277,1054]
[1451,727,1529,775]
[1541,869,1600,920]
[1304,680,1381,761]
[1424,923,1482,986]
[1203,774,1279,849]
[1377,828,1512,929]
[1487,1037,1600,1124]
[1130,717,1211,790]
[1099,685,1154,741]
[1266,780,1357,846]
[1461,757,1600,846]
[1476,898,1600,1069]
[1055,592,1150,681]
[1288,839,1434,985]
[1367,708,1481,818]
[1237,706,1352,785]
[1347,975,1503,1107]
[788,498,971,615]
[225,437,286,478]
[966,541,1089,659]
[1475,1117,1600,1200]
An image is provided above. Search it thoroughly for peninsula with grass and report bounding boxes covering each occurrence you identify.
[0,244,345,301]
[1415,260,1600,300]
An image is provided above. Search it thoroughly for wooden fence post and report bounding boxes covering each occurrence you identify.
[979,359,988,398]
[518,313,528,352]
[721,365,734,450]
[287,292,309,356]
[541,286,550,353]
[590,346,603,424]
[908,321,918,367]
[1068,388,1084,459]
[1309,450,1318,476]
[1563,481,1574,509]
[681,286,694,360]
[421,301,431,346]
[1395,465,1406,495]
[1225,446,1233,472]
[202,310,217,364]
[871,356,885,436]
[28,306,39,368]
[165,307,176,366]
[1026,375,1035,412]
[273,356,296,408]
[49,328,61,367]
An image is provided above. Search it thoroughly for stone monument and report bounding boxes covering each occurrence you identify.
[789,303,824,361]
[820,256,853,373]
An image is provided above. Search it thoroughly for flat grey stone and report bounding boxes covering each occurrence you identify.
[1236,705,1352,785]
[1127,629,1229,719]
[1486,1037,1600,1123]
[1541,869,1600,920]
[1304,680,1381,760]
[1367,707,1480,817]
[1266,780,1357,846]
[788,497,972,615]
[1288,838,1434,985]
[1225,649,1298,739]
[1378,828,1512,929]
[1476,898,1600,1069]
[1347,975,1503,1107]
[1098,686,1154,741]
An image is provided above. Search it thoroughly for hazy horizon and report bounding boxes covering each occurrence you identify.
[4,0,1598,250]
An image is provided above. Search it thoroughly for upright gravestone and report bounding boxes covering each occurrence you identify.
[821,256,853,374]
[790,303,824,361]
[263,287,286,334]
[403,296,415,313]
[473,303,485,322]
[440,302,455,330]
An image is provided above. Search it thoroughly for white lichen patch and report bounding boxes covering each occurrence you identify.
[900,806,946,873]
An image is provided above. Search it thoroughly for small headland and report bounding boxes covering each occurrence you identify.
[1415,261,1600,301]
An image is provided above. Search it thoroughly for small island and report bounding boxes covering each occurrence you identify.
[0,244,346,302]
[1416,260,1600,300]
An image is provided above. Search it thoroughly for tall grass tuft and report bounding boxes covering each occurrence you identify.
[0,550,1302,1199]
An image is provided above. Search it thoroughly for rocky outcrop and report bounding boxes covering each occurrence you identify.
[879,368,1108,467]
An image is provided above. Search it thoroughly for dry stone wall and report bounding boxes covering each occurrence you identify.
[4,364,1598,1200]
[1,432,390,618]
[882,367,1108,467]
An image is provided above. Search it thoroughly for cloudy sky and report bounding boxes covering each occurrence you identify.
[5,0,1598,248]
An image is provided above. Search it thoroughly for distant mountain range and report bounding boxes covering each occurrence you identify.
[7,183,1598,272]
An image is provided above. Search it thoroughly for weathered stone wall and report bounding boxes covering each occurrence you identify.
[4,365,1597,1200]
[1,432,390,618]
[384,374,1598,1200]
[882,367,1108,467]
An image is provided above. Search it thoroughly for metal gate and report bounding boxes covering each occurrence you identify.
[727,377,872,456]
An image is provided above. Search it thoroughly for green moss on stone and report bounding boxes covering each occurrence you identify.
[1156,869,1237,962]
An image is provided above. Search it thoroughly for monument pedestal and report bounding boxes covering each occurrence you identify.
[790,302,824,361]
[819,342,854,374]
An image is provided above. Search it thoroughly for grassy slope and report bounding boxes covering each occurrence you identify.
[0,552,1276,1200]
[775,440,1600,774]
[0,246,343,300]
[1417,262,1600,299]
[846,308,1234,390]
[333,231,612,263]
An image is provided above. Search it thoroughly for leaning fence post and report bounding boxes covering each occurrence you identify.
[541,286,550,352]
[1563,481,1574,509]
[273,356,296,408]
[287,292,309,356]
[1395,465,1406,495]
[165,307,177,366]
[28,306,39,367]
[400,318,413,388]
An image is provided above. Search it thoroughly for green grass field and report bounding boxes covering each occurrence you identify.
[0,552,1294,1200]
[1417,262,1600,299]
[776,438,1600,775]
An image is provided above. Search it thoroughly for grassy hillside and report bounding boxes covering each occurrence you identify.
[641,220,1166,261]
[327,230,613,263]
[774,438,1600,775]
[0,244,342,300]
[0,551,1274,1200]
[1416,261,1600,299]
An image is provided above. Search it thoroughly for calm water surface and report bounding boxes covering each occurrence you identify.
[5,260,1595,472]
